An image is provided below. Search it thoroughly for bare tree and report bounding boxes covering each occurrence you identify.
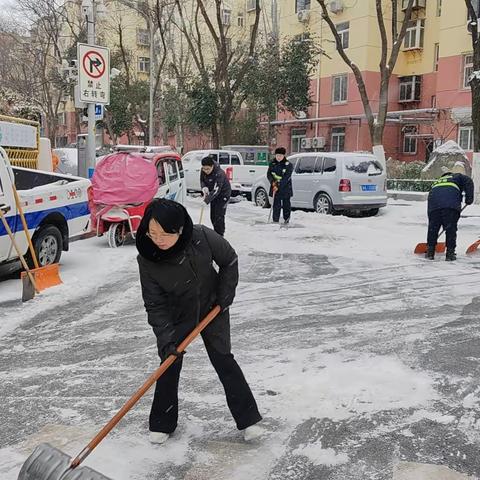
[464,0,480,201]
[316,0,415,161]
[465,1,480,151]
[2,0,84,146]
[174,0,261,147]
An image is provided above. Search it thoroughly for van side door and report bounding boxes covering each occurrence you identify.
[292,156,317,207]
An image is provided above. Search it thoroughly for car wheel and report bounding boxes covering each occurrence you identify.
[107,222,127,248]
[366,208,380,217]
[33,225,63,266]
[314,194,333,215]
[255,188,270,208]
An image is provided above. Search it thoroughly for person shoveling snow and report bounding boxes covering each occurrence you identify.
[136,199,263,444]
[425,162,474,261]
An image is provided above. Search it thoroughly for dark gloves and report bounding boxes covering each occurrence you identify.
[161,343,185,360]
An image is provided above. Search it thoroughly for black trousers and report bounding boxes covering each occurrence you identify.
[427,208,461,251]
[210,198,229,236]
[149,336,262,433]
[273,194,291,222]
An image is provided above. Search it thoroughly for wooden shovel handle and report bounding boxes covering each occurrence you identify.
[71,305,222,468]
[0,209,38,292]
[12,185,39,269]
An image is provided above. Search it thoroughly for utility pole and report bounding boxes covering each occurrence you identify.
[82,0,97,177]
[149,18,154,145]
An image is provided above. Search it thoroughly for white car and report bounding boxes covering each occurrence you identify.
[0,147,91,267]
[182,149,267,198]
[252,152,387,216]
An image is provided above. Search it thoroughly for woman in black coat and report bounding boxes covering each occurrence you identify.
[136,199,262,444]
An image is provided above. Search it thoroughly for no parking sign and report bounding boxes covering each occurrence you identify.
[77,43,110,104]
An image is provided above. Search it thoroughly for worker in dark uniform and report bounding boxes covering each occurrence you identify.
[200,156,231,236]
[267,147,293,224]
[426,162,474,261]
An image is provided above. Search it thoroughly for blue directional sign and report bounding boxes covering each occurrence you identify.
[95,104,104,120]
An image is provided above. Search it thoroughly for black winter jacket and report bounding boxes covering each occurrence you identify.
[200,164,231,204]
[267,159,293,197]
[428,172,474,214]
[137,214,238,358]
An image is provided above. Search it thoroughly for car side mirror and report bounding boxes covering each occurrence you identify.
[0,203,11,214]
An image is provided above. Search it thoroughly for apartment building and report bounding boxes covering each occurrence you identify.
[272,0,478,161]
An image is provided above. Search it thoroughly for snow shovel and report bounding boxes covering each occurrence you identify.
[466,239,480,254]
[267,190,276,223]
[414,205,467,255]
[17,305,222,480]
[199,205,205,224]
[0,205,38,301]
[11,183,62,291]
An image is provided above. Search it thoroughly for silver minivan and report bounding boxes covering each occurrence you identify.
[252,152,387,216]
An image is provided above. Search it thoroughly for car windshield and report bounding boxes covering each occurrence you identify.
[344,157,383,176]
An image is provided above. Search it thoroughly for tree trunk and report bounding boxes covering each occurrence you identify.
[471,79,480,204]
[211,123,220,148]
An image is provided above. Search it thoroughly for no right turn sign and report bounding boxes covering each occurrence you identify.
[78,43,110,104]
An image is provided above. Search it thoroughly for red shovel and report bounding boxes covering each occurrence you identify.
[414,206,467,255]
[466,239,480,254]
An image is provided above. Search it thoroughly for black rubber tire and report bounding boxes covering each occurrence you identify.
[255,188,270,208]
[314,193,333,215]
[32,225,63,266]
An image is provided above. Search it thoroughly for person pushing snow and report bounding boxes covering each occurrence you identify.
[136,199,263,444]
[426,162,474,261]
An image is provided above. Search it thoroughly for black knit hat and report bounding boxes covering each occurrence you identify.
[143,198,186,233]
[136,199,194,262]
[275,147,286,155]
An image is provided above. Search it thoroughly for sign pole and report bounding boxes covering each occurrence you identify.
[87,1,96,178]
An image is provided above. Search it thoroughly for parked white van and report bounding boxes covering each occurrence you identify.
[252,152,387,216]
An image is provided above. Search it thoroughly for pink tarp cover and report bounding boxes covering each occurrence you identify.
[92,153,159,205]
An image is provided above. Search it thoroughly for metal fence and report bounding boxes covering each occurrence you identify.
[0,115,40,169]
[387,179,435,192]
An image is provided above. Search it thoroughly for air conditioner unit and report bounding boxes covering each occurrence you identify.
[301,137,312,149]
[329,0,344,14]
[311,137,326,149]
[297,9,310,22]
[402,0,426,11]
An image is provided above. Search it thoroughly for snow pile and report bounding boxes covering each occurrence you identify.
[294,441,349,466]
[432,140,467,156]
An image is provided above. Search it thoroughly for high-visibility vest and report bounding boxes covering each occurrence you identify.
[431,175,460,191]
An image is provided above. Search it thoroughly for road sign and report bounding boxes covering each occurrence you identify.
[77,43,110,104]
[95,104,104,120]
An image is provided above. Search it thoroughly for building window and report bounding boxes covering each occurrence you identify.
[237,12,244,27]
[332,74,348,104]
[57,112,66,126]
[291,128,307,153]
[336,22,350,49]
[225,37,232,54]
[463,54,474,89]
[222,8,231,26]
[138,56,150,73]
[459,126,474,151]
[331,127,345,152]
[137,28,150,46]
[434,43,440,71]
[295,0,311,13]
[404,19,425,50]
[399,75,422,102]
[403,126,417,154]
[436,0,442,16]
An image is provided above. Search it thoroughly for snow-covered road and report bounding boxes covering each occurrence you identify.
[1,198,480,479]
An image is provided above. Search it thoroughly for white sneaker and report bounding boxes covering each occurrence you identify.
[243,424,264,442]
[149,431,170,444]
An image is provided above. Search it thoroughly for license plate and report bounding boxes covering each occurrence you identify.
[361,184,377,192]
